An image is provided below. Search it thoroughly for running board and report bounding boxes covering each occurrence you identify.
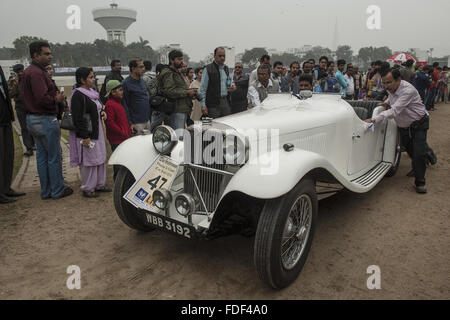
[351,162,392,187]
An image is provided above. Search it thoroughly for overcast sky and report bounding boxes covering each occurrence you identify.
[1,0,449,61]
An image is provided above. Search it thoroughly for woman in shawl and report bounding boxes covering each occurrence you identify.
[69,67,111,198]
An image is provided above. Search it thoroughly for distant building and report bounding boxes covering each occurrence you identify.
[287,48,301,56]
[267,48,281,56]
[299,45,313,55]
[92,2,137,46]
[430,56,450,67]
[223,46,236,67]
[412,48,428,63]
[235,53,244,63]
[286,45,313,57]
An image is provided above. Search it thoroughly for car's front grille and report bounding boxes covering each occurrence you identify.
[183,127,227,213]
[184,165,226,213]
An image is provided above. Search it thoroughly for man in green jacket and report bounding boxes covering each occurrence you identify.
[158,50,197,133]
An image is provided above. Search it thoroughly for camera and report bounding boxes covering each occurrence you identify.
[192,90,202,101]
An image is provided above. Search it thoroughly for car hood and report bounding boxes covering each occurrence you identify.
[215,93,349,135]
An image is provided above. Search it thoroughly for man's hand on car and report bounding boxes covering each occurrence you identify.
[380,102,391,110]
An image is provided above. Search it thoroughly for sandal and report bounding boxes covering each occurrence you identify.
[96,187,112,193]
[83,191,99,198]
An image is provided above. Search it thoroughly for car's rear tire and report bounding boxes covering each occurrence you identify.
[114,166,155,232]
[254,179,317,289]
[386,132,402,177]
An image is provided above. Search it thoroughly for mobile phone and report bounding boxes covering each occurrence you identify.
[60,87,65,93]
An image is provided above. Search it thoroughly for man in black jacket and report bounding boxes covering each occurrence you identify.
[100,60,124,105]
[0,66,26,204]
[199,47,234,119]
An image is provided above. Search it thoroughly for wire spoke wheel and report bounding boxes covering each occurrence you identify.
[254,179,317,289]
[281,195,312,270]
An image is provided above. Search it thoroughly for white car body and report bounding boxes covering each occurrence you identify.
[110,93,398,232]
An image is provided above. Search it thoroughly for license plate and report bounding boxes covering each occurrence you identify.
[143,212,196,240]
[124,155,180,213]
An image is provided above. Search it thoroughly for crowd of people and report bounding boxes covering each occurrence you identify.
[0,41,447,203]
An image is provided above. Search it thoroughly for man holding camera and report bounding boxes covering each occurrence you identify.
[281,61,301,94]
[365,68,430,194]
[158,50,196,131]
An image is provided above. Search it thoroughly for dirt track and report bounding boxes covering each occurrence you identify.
[1,104,449,300]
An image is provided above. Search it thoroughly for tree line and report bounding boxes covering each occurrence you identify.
[0,35,431,70]
[0,35,161,68]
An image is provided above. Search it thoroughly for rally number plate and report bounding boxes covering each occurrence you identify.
[124,155,180,213]
[143,211,197,240]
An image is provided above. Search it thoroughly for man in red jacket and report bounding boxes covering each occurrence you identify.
[426,62,440,110]
[104,80,132,180]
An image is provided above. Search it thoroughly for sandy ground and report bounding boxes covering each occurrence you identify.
[1,104,449,300]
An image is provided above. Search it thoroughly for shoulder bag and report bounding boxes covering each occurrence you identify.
[60,94,93,134]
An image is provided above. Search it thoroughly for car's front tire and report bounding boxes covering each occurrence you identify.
[254,179,317,289]
[114,166,155,232]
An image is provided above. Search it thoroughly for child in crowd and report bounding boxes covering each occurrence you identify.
[298,74,313,91]
[104,80,132,180]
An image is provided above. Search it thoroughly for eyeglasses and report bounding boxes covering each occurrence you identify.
[235,66,242,69]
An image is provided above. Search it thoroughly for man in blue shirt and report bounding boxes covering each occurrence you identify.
[413,65,431,103]
[199,47,234,119]
[335,59,348,97]
[122,59,151,135]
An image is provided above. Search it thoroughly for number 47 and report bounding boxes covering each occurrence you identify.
[147,175,168,190]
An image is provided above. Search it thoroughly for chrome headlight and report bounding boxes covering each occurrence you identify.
[175,193,196,217]
[152,126,178,155]
[152,189,171,210]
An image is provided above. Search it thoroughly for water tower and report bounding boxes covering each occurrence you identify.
[92,2,137,45]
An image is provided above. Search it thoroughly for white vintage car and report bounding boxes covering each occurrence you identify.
[109,93,401,289]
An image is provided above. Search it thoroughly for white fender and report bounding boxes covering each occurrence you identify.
[109,135,185,180]
[108,135,157,180]
[222,149,346,199]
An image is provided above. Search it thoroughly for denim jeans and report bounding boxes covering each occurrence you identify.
[425,88,437,110]
[26,115,65,199]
